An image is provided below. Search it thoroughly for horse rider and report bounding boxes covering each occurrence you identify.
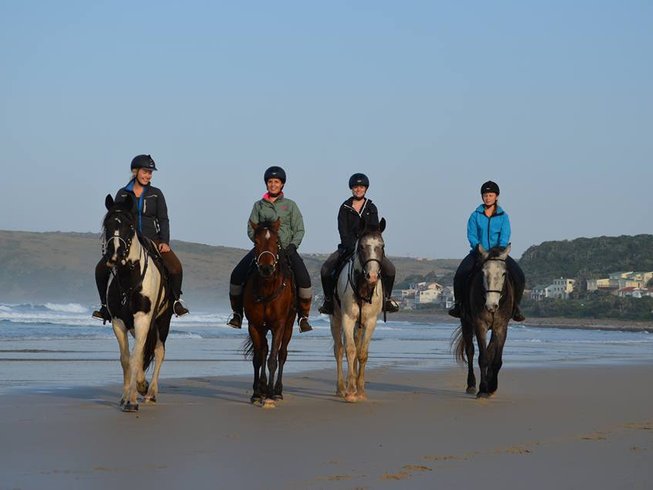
[92,154,190,322]
[227,166,314,332]
[318,173,399,315]
[448,180,525,321]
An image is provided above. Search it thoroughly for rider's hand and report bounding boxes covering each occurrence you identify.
[158,243,171,253]
[285,243,297,255]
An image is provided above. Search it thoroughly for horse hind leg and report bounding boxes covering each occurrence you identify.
[331,317,345,397]
[486,327,507,395]
[112,321,131,406]
[462,324,476,394]
[145,339,165,403]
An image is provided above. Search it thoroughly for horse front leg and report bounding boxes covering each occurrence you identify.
[123,318,150,412]
[265,325,283,405]
[330,315,345,397]
[273,316,294,400]
[249,327,266,404]
[486,324,507,395]
[342,314,358,403]
[112,320,130,406]
[474,324,490,398]
[355,320,377,401]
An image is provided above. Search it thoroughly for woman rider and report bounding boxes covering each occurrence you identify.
[92,154,189,321]
[227,166,314,332]
[318,173,399,315]
[448,180,525,321]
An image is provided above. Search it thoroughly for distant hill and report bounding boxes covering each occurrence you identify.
[520,234,653,287]
[0,230,458,307]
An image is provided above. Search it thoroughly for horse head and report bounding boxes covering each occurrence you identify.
[251,219,281,278]
[103,194,137,267]
[356,217,386,286]
[478,244,511,313]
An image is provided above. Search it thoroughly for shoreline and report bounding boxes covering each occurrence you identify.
[1,363,651,489]
[391,309,653,332]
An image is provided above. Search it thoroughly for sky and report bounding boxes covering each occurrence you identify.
[1,1,651,259]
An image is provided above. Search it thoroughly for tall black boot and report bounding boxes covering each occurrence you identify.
[92,262,111,324]
[169,273,189,316]
[382,275,399,313]
[228,293,243,329]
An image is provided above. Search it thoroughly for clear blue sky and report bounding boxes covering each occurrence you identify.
[1,1,651,259]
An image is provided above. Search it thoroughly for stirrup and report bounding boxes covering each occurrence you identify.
[318,300,334,315]
[92,305,111,324]
[173,299,189,317]
[227,312,243,329]
[448,304,462,318]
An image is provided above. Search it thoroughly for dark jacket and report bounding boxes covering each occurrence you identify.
[115,180,170,243]
[337,197,379,251]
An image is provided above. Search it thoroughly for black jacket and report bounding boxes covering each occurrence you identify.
[115,182,170,244]
[337,197,379,251]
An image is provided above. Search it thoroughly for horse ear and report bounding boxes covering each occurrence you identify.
[379,217,386,233]
[478,245,489,260]
[499,243,511,260]
[105,194,114,210]
[272,219,281,232]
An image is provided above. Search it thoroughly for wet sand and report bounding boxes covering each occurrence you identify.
[1,364,651,489]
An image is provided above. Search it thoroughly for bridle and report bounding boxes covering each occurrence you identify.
[482,256,507,296]
[102,211,135,263]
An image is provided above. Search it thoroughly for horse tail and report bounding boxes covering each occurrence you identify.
[451,325,467,366]
[242,337,254,360]
[142,315,159,371]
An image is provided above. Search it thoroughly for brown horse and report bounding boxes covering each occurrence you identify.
[453,245,515,398]
[243,219,296,407]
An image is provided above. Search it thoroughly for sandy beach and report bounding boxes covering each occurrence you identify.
[1,363,651,489]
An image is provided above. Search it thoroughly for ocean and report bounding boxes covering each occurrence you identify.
[0,302,651,395]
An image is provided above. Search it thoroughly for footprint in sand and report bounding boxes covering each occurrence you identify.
[381,464,432,480]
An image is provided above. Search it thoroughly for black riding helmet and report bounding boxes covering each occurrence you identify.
[131,154,157,171]
[264,166,286,184]
[480,180,500,195]
[349,173,370,189]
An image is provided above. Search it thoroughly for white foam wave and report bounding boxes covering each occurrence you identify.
[44,303,88,313]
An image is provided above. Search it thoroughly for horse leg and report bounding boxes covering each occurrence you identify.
[330,315,345,397]
[355,320,377,401]
[123,316,150,412]
[249,327,265,404]
[486,325,507,395]
[474,325,490,398]
[145,338,165,403]
[112,320,130,406]
[342,314,358,402]
[265,326,283,405]
[273,315,294,400]
[461,322,476,394]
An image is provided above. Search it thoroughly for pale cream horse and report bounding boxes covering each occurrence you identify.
[330,219,386,402]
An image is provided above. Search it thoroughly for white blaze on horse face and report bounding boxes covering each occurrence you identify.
[360,235,383,284]
[265,230,270,240]
[483,260,506,313]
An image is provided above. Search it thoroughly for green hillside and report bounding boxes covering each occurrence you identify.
[520,234,653,288]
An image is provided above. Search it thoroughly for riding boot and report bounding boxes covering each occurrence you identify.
[318,298,334,315]
[297,297,313,333]
[384,297,399,313]
[169,273,189,316]
[381,275,399,313]
[92,262,111,324]
[227,293,243,329]
[448,302,462,318]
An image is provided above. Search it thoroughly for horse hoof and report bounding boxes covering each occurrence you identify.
[145,396,157,403]
[250,396,263,405]
[344,394,357,403]
[262,399,276,409]
[466,387,477,395]
[273,394,283,401]
[122,402,139,412]
[476,392,491,399]
[137,381,149,396]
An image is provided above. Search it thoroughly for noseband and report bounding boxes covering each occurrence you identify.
[103,212,135,261]
[255,249,279,272]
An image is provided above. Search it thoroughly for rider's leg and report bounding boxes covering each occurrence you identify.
[287,248,313,332]
[381,257,399,313]
[227,249,255,328]
[449,252,476,318]
[318,250,340,314]
[92,258,111,323]
[506,256,526,322]
[160,248,189,316]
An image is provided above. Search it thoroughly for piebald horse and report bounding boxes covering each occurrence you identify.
[102,194,172,412]
[453,245,515,398]
[330,218,386,402]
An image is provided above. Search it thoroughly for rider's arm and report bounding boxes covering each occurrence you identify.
[289,202,305,248]
[499,213,511,248]
[467,212,480,251]
[338,205,355,251]
[247,203,259,243]
[156,191,170,244]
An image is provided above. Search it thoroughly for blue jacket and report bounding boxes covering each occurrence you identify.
[467,204,511,252]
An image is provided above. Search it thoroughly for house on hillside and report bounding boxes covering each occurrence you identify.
[616,287,653,298]
[588,271,653,291]
[530,278,575,300]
